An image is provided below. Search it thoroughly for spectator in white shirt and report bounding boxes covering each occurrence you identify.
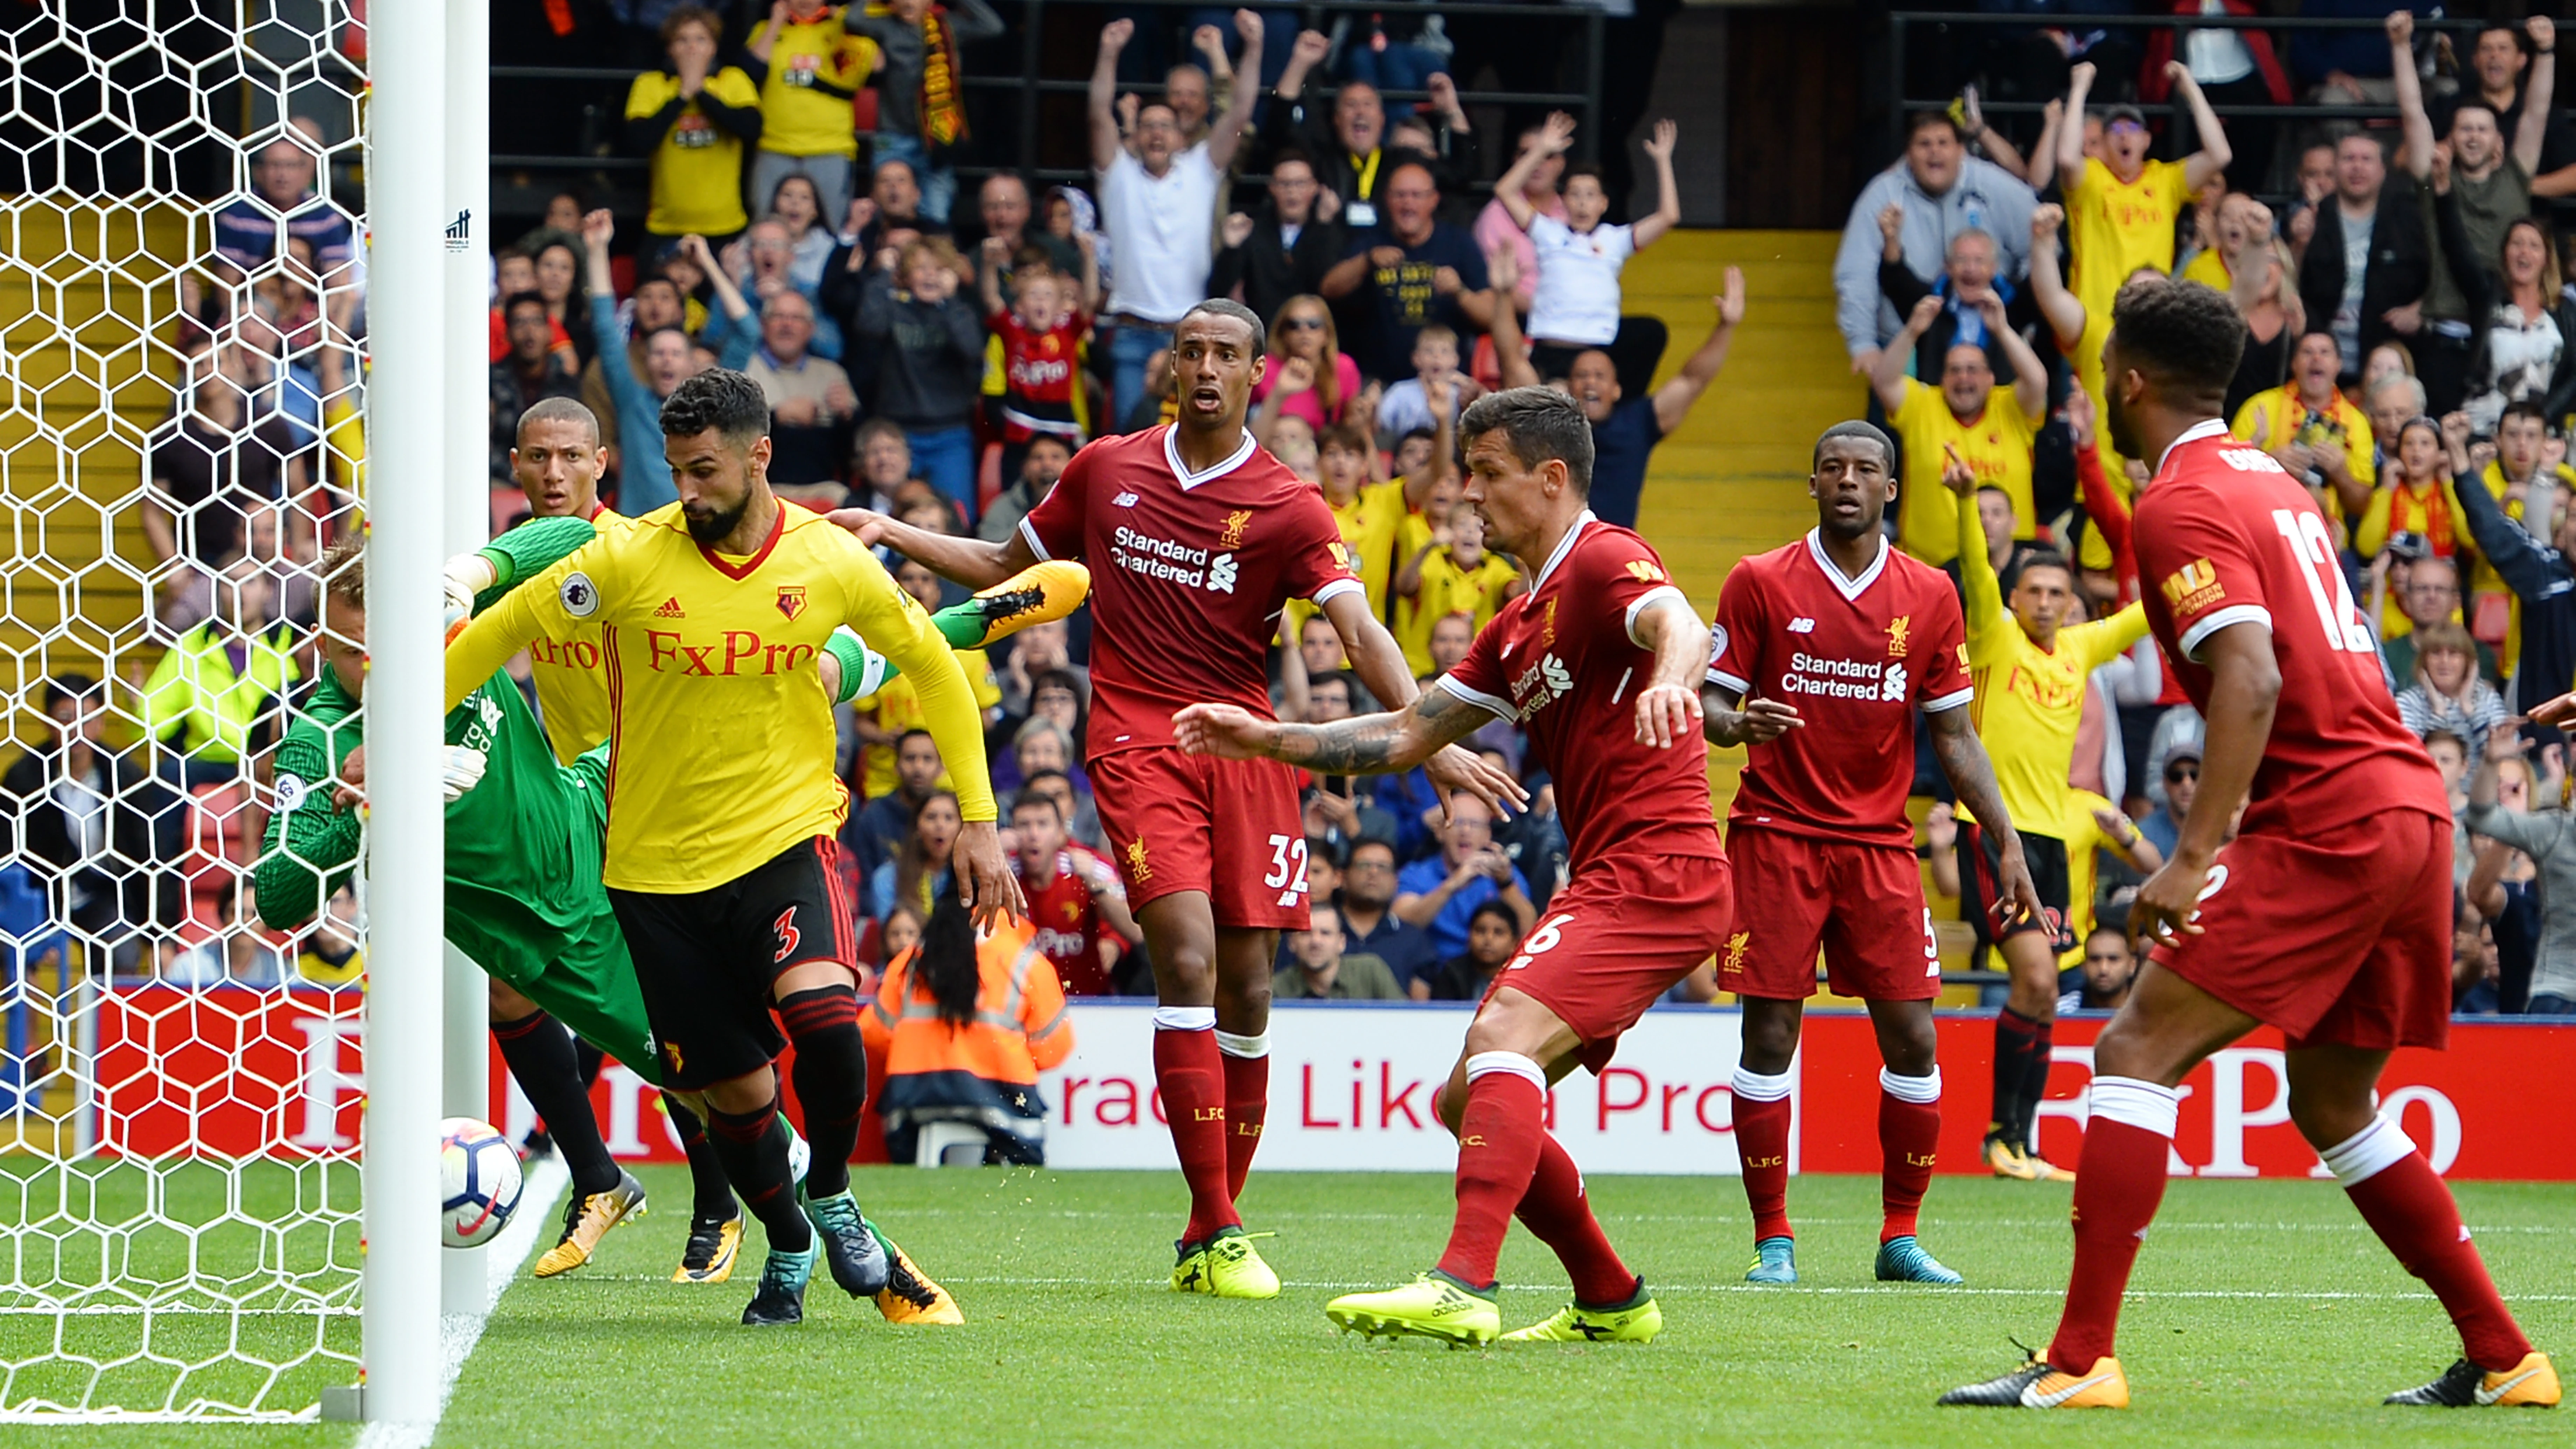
[1490,112,1682,395]
[1374,324,1476,442]
[1088,12,1265,427]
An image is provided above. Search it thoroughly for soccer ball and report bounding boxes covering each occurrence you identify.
[440,1117,525,1249]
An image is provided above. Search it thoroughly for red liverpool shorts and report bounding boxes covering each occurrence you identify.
[2151,808,2453,1051]
[1721,825,1942,1002]
[1088,747,1310,930]
[1483,849,1733,1073]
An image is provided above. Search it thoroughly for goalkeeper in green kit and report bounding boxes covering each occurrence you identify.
[259,517,1084,1322]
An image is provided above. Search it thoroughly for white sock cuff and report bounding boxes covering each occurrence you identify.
[1214,1029,1270,1059]
[1464,1051,1547,1091]
[1731,1066,1795,1103]
[2319,1114,2417,1186]
[1879,1066,1942,1104]
[1152,1006,1217,1032]
[2086,1076,2180,1139]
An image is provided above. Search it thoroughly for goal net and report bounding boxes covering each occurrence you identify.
[0,1,371,1420]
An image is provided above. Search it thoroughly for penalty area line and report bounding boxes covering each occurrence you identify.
[353,1152,570,1449]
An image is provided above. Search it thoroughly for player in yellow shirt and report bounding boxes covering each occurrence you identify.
[626,10,764,238]
[444,369,1023,1328]
[1941,447,2145,1184]
[1872,290,2049,566]
[2232,330,2377,526]
[2057,59,2231,327]
[1392,509,1524,677]
[744,0,879,219]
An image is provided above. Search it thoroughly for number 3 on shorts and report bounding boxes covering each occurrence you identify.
[1503,912,1577,973]
[1264,834,1311,907]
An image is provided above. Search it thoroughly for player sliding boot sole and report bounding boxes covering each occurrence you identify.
[1500,1287,1664,1343]
[799,1184,890,1298]
[1744,1236,1796,1284]
[531,1169,647,1278]
[1874,1235,1963,1285]
[1326,1273,1500,1348]
[1171,1227,1279,1299]
[741,1237,820,1327]
[2386,1351,2560,1407]
[936,561,1090,648]
[1939,1348,2128,1408]
[866,1216,964,1325]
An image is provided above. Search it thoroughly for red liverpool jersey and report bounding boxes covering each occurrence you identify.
[1443,513,1723,867]
[2133,419,2450,836]
[1708,531,1974,848]
[1020,426,1362,759]
[1019,845,1123,996]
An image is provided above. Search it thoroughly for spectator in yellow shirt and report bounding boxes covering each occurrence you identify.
[853,556,1002,799]
[624,8,764,240]
[2057,58,2232,327]
[744,0,878,221]
[1870,289,2048,566]
[2232,329,2376,523]
[1392,510,1524,678]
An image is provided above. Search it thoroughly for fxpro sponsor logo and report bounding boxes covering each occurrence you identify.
[1779,651,1907,702]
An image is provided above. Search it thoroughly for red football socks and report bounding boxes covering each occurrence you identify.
[2328,1118,2534,1373]
[1730,1066,1795,1244]
[1878,1068,1942,1243]
[1515,1130,1637,1307]
[1434,1058,1547,1289]
[1152,1020,1238,1243]
[1218,1039,1269,1202]
[2049,1077,2178,1372]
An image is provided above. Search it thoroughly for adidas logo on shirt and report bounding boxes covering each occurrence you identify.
[653,596,685,619]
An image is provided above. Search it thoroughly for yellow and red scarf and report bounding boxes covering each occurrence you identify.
[872,0,969,150]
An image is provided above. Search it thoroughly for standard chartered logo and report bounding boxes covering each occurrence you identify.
[1209,552,1237,593]
[1881,662,1907,701]
[1779,650,1902,702]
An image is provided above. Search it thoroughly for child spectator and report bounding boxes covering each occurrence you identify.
[743,0,878,222]
[1317,420,1410,615]
[978,235,1098,486]
[852,557,1003,799]
[862,891,1073,1166]
[1424,900,1521,1002]
[1491,112,1681,388]
[1267,413,1319,482]
[1393,509,1522,678]
[2399,621,2510,767]
[847,0,1007,226]
[1374,324,1475,443]
[870,789,961,922]
[623,6,762,243]
[763,173,841,294]
[858,236,987,521]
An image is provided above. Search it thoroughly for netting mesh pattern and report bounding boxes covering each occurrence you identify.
[0,1,371,1419]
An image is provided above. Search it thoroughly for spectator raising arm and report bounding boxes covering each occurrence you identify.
[1649,269,1746,435]
[1982,288,2049,422]
[1488,245,1538,389]
[2514,16,2556,179]
[1087,20,1134,176]
[2392,11,2436,183]
[1493,112,1575,231]
[1633,119,1683,250]
[1203,10,1266,175]
[1870,293,1945,414]
[2054,62,2098,190]
[2165,62,2233,191]
[2027,203,2086,354]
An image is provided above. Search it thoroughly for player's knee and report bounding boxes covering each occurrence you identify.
[701,1070,776,1117]
[2284,1077,2378,1149]
[1878,1021,1938,1077]
[487,978,537,1019]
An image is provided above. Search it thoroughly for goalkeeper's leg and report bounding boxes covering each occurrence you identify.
[488,978,649,1278]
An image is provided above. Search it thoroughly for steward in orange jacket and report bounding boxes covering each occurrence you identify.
[862,893,1074,1165]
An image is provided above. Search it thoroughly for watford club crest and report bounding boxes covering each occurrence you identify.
[776,585,808,621]
[1219,510,1252,550]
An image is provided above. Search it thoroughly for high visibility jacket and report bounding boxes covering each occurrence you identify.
[863,921,1073,1100]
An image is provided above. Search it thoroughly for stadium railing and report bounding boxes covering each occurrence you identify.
[489,0,1609,218]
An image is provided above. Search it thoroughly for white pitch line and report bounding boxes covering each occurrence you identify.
[353,1152,569,1449]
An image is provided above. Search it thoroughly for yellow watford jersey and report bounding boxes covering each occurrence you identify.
[1396,548,1519,678]
[854,648,1001,799]
[1956,488,2147,838]
[444,501,996,892]
[626,67,763,237]
[527,504,630,764]
[1892,376,2038,566]
[747,14,876,158]
[2065,155,2189,323]
[1329,477,1409,616]
[2057,789,2122,971]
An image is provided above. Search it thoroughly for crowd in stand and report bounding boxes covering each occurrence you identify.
[1837,9,2576,1016]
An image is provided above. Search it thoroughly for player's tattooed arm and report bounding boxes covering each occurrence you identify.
[1699,680,1802,748]
[1927,704,2047,928]
[1176,687,1498,775]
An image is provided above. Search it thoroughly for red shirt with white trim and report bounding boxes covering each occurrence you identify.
[1017,845,1124,996]
[1021,426,1360,758]
[2133,419,2449,836]
[1442,513,1722,867]
[1708,531,1973,849]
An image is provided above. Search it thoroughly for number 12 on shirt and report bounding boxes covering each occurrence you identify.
[2272,508,2374,653]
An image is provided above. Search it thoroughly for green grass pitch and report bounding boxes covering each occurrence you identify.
[8,1167,2571,1448]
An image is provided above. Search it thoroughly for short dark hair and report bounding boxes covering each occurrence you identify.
[659,367,770,444]
[659,3,719,47]
[1021,767,1073,797]
[1563,161,1605,188]
[1813,420,1895,474]
[499,289,549,322]
[2108,277,2243,401]
[42,671,98,711]
[1178,297,1266,359]
[1460,386,1594,493]
[1270,148,1316,177]
[2010,548,2075,587]
[2502,399,2551,430]
[517,396,601,449]
[1467,899,1520,938]
[896,728,938,753]
[1907,110,1963,144]
[1010,789,1064,821]
[1348,836,1397,865]
[1311,669,1353,700]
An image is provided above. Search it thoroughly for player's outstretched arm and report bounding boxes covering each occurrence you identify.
[829,506,1032,590]
[1699,681,1801,748]
[1320,588,1528,819]
[2129,621,2280,946]
[1175,686,1500,779]
[1926,702,2046,930]
[1629,596,1712,749]
[443,539,608,712]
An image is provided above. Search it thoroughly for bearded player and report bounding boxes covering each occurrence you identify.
[836,300,1516,1299]
[1703,420,2044,1289]
[1942,279,2557,1410]
[1176,387,1724,1347]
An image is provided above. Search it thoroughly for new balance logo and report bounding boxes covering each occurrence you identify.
[1113,491,1139,507]
[1787,617,1815,633]
[653,596,685,618]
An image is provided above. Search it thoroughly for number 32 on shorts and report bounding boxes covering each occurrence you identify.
[1264,834,1311,907]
